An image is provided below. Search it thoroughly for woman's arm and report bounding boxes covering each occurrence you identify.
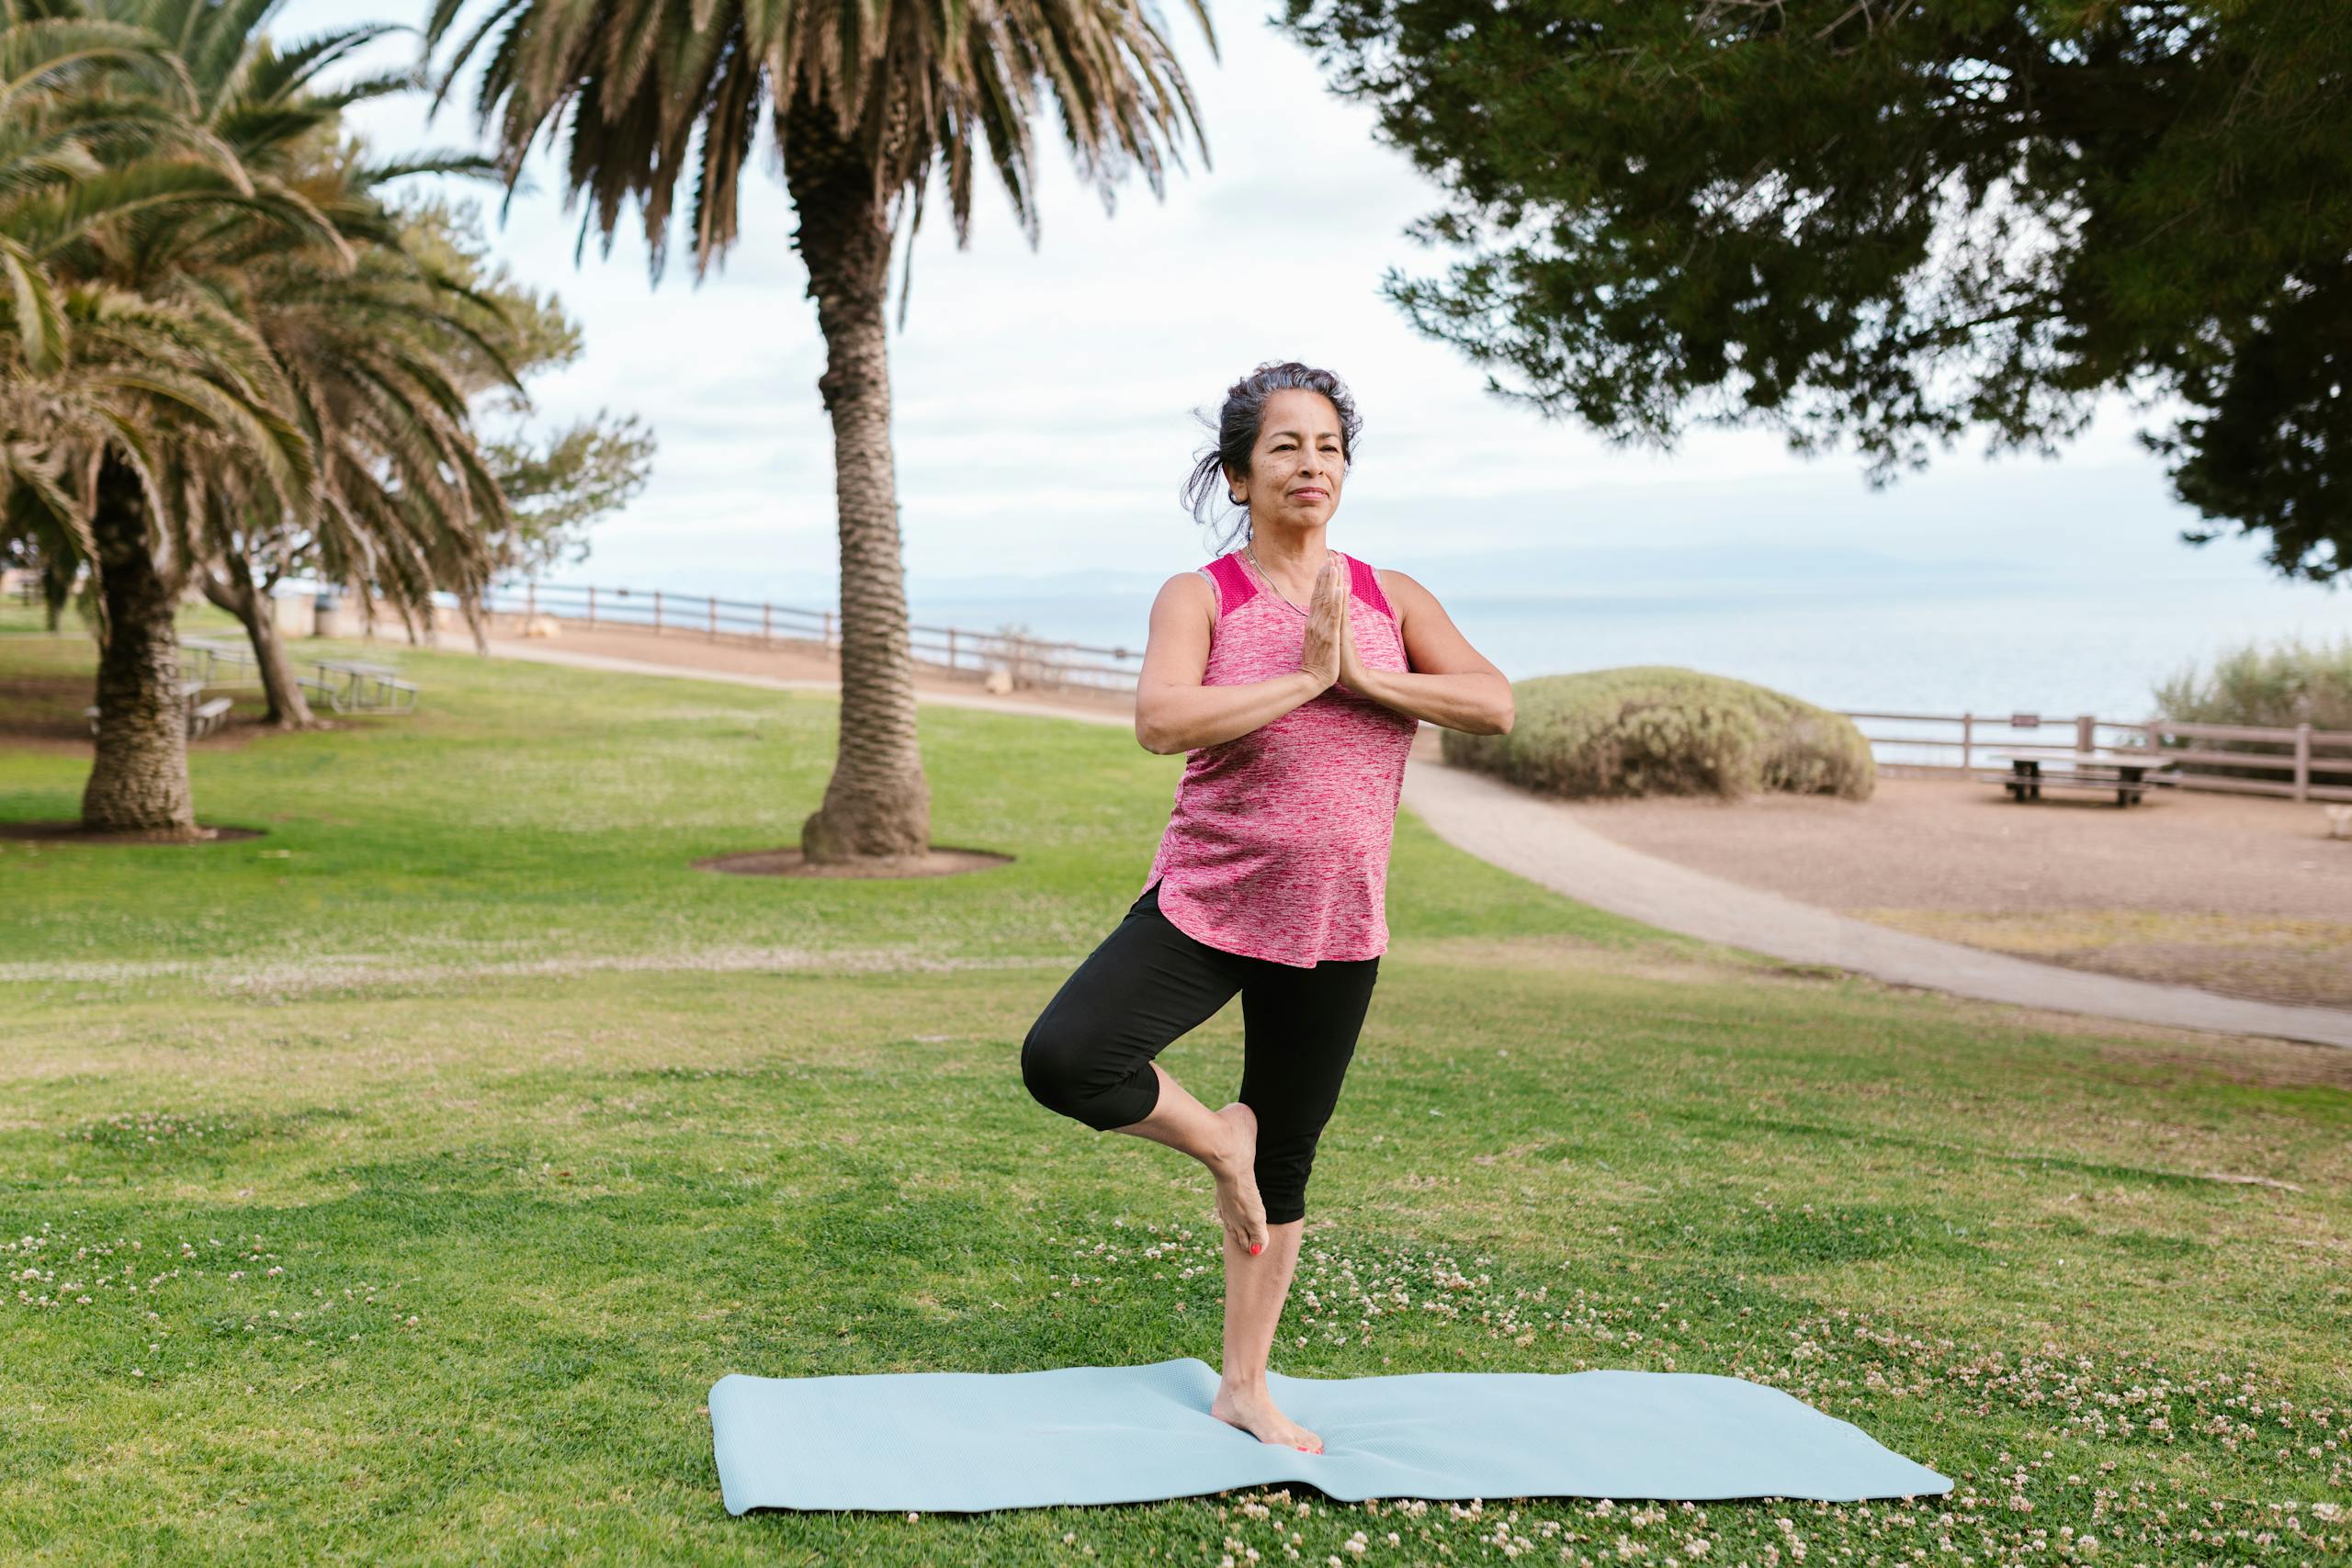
[1345,569,1514,735]
[1134,572,1329,754]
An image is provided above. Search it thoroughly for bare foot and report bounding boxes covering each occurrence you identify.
[1210,1102,1267,1256]
[1212,1380,1325,1453]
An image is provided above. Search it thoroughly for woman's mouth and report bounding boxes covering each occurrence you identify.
[1292,489,1327,500]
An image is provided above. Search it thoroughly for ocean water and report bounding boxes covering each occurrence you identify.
[910,573,2352,723]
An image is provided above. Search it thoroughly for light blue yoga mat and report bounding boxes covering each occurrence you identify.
[708,1356,1951,1514]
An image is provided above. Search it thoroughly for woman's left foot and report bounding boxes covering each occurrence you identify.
[1209,1102,1267,1255]
[1211,1381,1324,1452]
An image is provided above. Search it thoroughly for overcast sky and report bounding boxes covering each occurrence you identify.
[279,0,2348,636]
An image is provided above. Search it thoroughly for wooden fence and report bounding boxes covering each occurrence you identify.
[474,578,1148,694]
[458,578,2352,802]
[1838,709,2352,803]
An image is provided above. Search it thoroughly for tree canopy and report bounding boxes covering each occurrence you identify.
[1277,0,2350,582]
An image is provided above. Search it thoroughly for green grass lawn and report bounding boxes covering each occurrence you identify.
[4,603,2346,1564]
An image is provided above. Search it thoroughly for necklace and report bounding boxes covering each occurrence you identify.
[1243,541,1334,617]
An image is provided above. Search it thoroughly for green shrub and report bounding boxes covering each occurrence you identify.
[2152,636,2352,787]
[1441,666,1876,802]
[2154,636,2352,731]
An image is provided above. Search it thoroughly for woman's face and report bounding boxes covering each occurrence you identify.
[1231,389,1346,531]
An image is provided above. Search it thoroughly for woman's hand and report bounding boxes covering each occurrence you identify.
[1296,555,1343,692]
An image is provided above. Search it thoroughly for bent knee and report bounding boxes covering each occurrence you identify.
[1020,1015,1079,1112]
[1023,1015,1159,1132]
[1022,1014,1108,1122]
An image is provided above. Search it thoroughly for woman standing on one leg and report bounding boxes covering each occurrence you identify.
[1022,361,1514,1454]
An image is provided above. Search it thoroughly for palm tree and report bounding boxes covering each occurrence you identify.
[7,0,525,825]
[420,0,1216,864]
[192,120,530,729]
[0,10,326,834]
[203,173,654,728]
[81,1,526,736]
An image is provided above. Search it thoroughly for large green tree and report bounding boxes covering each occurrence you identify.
[5,0,523,831]
[0,7,324,835]
[422,0,1216,865]
[1279,0,2351,582]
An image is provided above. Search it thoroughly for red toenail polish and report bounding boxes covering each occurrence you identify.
[1250,1243,1262,1255]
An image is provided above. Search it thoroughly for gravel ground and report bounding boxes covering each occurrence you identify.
[1567,776,2352,1008]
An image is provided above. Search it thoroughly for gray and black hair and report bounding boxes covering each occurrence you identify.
[1181,360,1364,554]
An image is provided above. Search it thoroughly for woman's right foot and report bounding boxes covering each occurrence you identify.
[1210,1102,1267,1255]
[1211,1380,1324,1452]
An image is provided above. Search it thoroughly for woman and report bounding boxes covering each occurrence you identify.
[1021,361,1514,1455]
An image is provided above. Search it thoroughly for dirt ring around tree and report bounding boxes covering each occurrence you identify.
[692,844,1015,879]
[0,820,267,845]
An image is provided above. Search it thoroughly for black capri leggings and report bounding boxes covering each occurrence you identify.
[1021,879,1380,1226]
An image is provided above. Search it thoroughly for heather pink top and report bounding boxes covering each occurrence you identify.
[1141,547,1419,965]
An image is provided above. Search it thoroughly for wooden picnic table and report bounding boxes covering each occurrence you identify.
[1985,750,2177,807]
[179,636,257,685]
[307,658,417,715]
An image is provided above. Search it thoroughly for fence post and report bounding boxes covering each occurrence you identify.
[708,595,717,640]
[526,580,537,622]
[587,586,595,628]
[823,610,834,650]
[1960,713,1973,775]
[763,603,772,646]
[2295,723,2312,802]
[653,590,662,636]
[2075,714,2095,755]
[948,627,957,671]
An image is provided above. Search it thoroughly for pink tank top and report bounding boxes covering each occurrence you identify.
[1141,547,1419,965]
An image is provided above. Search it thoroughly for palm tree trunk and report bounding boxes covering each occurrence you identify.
[784,99,932,863]
[80,456,198,834]
[201,549,317,728]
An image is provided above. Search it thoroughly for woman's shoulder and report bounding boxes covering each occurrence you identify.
[1148,563,1222,637]
[1371,564,1427,623]
[1156,558,1225,593]
[1350,557,1422,626]
[1180,553,1255,619]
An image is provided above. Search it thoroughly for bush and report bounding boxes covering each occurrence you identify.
[2152,636,2352,788]
[2154,636,2352,731]
[1442,666,1875,802]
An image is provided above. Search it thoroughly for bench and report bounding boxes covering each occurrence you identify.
[309,659,418,715]
[84,693,235,739]
[371,675,419,715]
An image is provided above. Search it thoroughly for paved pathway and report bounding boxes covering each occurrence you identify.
[483,640,2352,1049]
[1400,759,2352,1050]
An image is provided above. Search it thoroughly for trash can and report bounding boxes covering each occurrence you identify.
[273,588,316,638]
